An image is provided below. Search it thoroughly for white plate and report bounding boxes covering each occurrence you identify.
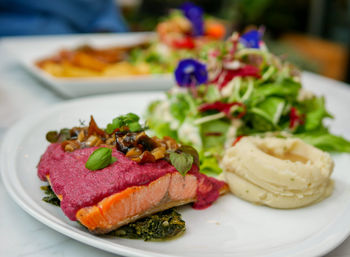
[0,33,173,98]
[2,80,350,257]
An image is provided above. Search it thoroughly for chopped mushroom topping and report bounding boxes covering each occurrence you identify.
[52,116,179,164]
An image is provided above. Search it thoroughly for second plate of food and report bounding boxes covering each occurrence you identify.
[1,33,173,98]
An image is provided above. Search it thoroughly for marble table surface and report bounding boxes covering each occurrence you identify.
[0,39,350,257]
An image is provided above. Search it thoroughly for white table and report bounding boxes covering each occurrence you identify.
[0,41,350,257]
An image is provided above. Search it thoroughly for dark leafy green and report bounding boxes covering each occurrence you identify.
[110,208,185,241]
[40,185,60,206]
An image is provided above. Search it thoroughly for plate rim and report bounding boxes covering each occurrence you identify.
[2,92,350,257]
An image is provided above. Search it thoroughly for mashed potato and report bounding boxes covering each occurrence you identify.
[221,137,334,208]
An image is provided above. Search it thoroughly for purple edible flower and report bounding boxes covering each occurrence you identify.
[175,59,208,87]
[180,2,204,36]
[240,29,262,49]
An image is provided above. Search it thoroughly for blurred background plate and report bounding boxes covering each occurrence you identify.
[0,33,173,98]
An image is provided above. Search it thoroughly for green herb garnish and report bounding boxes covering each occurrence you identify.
[85,147,117,171]
[106,113,144,134]
[178,145,200,166]
[169,152,193,176]
[40,185,60,206]
[111,208,185,241]
[169,145,199,176]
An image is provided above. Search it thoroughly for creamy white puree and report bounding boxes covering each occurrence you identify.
[221,137,334,208]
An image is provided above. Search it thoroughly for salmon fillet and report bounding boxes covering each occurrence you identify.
[47,173,228,234]
[40,143,228,234]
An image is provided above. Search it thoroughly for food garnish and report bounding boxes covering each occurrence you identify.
[85,147,117,171]
[105,112,142,134]
[169,151,193,176]
[240,29,263,49]
[169,145,200,176]
[180,2,204,37]
[175,59,208,87]
[48,113,199,173]
[146,29,350,175]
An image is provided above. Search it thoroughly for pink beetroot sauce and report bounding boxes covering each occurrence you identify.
[38,143,226,220]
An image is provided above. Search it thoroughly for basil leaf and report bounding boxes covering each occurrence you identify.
[86,147,116,171]
[169,152,193,176]
[111,156,118,164]
[178,145,200,167]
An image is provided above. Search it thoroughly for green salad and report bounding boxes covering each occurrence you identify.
[145,29,350,175]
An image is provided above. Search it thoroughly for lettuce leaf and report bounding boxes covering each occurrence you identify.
[149,121,178,140]
[250,97,286,126]
[299,96,333,131]
[249,79,301,106]
[204,84,221,103]
[295,132,350,152]
[199,147,223,175]
[199,154,222,174]
[200,119,230,149]
[169,93,197,123]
